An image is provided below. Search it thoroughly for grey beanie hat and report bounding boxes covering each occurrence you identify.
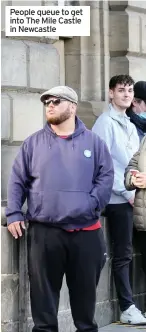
[40,86,78,104]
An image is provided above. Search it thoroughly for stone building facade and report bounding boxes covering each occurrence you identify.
[1,1,146,331]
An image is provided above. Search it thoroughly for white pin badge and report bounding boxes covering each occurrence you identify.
[84,150,91,158]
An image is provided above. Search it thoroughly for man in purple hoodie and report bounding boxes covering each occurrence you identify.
[6,86,114,332]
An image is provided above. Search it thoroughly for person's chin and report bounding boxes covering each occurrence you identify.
[121,102,131,109]
[47,116,57,122]
[47,117,61,125]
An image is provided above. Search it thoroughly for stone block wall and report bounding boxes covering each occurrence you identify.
[109,1,146,80]
[1,1,146,331]
[1,227,19,332]
[1,2,64,331]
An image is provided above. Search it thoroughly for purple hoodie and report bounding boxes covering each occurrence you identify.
[6,117,114,229]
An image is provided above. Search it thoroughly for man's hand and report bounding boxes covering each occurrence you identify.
[7,221,26,239]
[132,172,146,188]
[128,197,134,207]
[128,192,135,207]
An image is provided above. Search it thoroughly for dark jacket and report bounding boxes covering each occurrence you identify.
[6,117,114,229]
[126,107,146,141]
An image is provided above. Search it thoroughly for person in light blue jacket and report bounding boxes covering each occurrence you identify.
[92,75,146,325]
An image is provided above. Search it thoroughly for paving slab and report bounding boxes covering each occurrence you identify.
[99,323,146,331]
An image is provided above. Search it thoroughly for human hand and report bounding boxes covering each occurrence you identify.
[7,221,26,239]
[133,172,146,188]
[128,197,134,207]
[130,170,139,186]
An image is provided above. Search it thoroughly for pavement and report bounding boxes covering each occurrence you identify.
[99,323,146,331]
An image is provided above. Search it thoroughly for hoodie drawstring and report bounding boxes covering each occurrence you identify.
[72,135,75,150]
[48,133,80,150]
[49,134,52,149]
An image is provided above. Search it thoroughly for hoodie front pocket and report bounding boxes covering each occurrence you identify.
[42,191,96,223]
[87,195,98,217]
[27,192,42,219]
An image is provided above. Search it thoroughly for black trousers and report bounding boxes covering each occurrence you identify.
[27,223,106,332]
[106,203,134,311]
[136,230,146,309]
[135,230,146,276]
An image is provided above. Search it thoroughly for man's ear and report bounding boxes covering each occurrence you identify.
[132,98,137,107]
[109,89,114,100]
[71,103,77,115]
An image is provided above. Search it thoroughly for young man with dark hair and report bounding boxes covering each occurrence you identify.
[6,86,114,332]
[92,75,146,325]
[126,81,146,141]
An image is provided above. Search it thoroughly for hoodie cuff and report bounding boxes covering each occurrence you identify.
[122,190,135,201]
[7,213,25,225]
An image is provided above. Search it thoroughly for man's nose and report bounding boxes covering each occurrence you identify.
[124,92,130,97]
[49,101,55,108]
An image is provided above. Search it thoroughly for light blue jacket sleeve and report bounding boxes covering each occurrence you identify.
[92,115,113,151]
[92,116,134,201]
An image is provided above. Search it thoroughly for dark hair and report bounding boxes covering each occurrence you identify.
[134,98,143,105]
[133,98,146,106]
[109,75,135,89]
